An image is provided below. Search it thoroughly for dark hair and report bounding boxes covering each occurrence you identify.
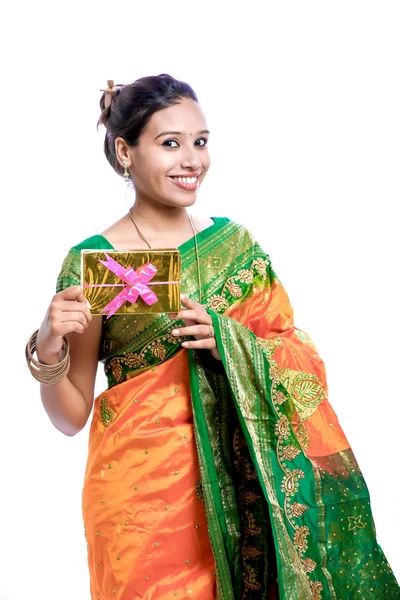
[98,74,199,177]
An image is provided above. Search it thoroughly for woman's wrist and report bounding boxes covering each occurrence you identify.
[36,346,64,365]
[26,330,71,385]
[36,331,65,365]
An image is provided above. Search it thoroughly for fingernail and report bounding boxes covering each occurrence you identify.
[180,293,186,300]
[171,329,179,336]
[86,301,91,309]
[169,313,178,319]
[182,342,188,347]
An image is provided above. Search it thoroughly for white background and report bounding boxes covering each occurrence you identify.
[1,1,399,598]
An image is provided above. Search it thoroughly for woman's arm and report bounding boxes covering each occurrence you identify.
[36,286,102,436]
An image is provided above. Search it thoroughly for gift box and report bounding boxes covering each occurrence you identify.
[81,249,181,317]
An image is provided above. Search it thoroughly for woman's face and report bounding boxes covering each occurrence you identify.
[118,98,210,209]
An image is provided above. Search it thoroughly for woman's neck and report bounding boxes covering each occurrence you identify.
[130,200,192,234]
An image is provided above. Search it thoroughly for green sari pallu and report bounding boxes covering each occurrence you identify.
[185,221,399,599]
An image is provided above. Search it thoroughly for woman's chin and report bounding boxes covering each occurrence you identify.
[162,193,198,209]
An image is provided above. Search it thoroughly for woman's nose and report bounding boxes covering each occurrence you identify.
[181,145,202,169]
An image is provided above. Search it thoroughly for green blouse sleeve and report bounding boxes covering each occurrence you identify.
[56,234,114,293]
[56,247,81,293]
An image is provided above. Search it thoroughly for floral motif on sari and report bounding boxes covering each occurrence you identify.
[104,326,185,383]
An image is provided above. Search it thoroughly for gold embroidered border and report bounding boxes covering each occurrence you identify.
[218,317,314,600]
[267,355,323,598]
[105,327,185,383]
[207,257,271,314]
[191,408,235,600]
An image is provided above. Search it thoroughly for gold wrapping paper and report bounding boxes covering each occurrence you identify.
[81,249,181,315]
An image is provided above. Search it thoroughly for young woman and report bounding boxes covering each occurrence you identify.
[28,74,399,599]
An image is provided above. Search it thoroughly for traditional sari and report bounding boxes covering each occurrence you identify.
[57,217,399,600]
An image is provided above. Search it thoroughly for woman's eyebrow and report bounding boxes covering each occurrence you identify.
[154,129,210,140]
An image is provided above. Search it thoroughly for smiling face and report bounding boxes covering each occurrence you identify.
[115,97,211,210]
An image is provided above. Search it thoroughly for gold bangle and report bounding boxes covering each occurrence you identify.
[25,329,70,385]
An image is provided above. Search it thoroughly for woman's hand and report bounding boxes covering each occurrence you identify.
[169,294,221,361]
[36,286,92,364]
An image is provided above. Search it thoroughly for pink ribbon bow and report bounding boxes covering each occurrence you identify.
[98,254,159,318]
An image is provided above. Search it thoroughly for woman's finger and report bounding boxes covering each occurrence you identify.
[181,338,221,360]
[170,294,210,324]
[59,311,90,327]
[172,309,196,323]
[50,303,92,326]
[76,290,88,304]
[171,324,213,339]
[55,300,91,313]
[173,308,211,326]
[55,285,83,301]
[50,320,88,337]
[180,294,200,310]
[181,337,216,350]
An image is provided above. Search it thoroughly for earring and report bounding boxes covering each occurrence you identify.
[122,161,130,184]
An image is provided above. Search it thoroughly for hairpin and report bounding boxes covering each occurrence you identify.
[100,80,117,109]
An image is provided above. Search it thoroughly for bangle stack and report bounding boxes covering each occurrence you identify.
[25,329,70,385]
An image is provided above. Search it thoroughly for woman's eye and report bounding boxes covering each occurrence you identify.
[163,139,179,148]
[162,137,208,148]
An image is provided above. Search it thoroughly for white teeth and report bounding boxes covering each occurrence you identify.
[173,176,197,184]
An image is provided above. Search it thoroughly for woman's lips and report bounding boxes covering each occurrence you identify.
[167,176,199,191]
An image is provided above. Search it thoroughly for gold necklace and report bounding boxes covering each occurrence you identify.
[128,209,202,303]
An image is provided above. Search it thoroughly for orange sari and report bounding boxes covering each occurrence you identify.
[83,352,216,599]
